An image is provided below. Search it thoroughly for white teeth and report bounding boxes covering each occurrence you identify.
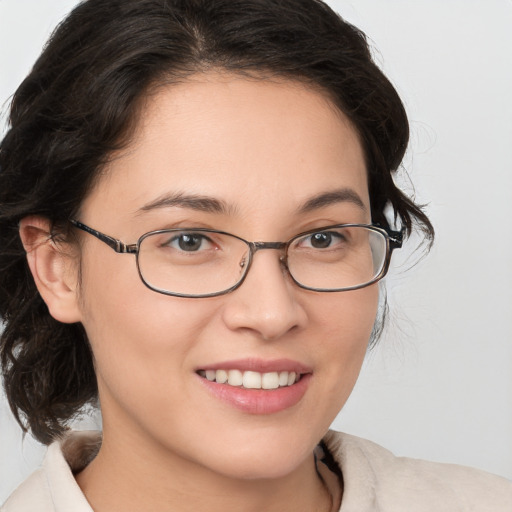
[216,369,228,384]
[200,369,301,389]
[262,372,279,390]
[278,371,289,387]
[243,371,261,389]
[228,369,243,386]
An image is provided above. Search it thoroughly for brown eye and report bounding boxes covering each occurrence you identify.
[310,232,332,248]
[298,231,345,250]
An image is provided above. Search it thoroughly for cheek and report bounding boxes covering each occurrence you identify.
[76,249,217,400]
[315,284,379,347]
[312,285,379,400]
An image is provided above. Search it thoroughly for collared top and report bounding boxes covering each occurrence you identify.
[2,430,511,511]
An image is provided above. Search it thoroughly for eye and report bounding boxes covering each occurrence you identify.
[299,230,345,249]
[166,233,214,252]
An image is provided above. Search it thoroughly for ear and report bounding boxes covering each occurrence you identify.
[19,216,82,324]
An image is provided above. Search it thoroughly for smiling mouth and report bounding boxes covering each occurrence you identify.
[197,369,302,390]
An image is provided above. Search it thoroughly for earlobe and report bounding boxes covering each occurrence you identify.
[19,216,82,324]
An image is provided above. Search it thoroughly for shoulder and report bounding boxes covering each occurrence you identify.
[1,431,99,512]
[324,430,512,512]
[1,467,54,512]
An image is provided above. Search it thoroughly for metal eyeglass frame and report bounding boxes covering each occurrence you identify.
[69,219,404,298]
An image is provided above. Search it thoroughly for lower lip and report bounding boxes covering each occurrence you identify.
[198,374,311,414]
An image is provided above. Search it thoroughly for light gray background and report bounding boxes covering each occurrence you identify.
[1,0,511,502]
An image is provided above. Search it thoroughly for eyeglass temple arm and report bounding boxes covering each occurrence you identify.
[69,220,137,253]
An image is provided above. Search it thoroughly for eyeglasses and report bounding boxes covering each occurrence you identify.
[69,220,403,298]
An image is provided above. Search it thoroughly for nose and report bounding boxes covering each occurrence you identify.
[221,249,307,341]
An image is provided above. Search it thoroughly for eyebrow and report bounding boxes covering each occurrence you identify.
[297,188,367,214]
[136,187,366,217]
[137,192,235,215]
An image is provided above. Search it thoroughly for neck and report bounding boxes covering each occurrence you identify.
[75,425,332,512]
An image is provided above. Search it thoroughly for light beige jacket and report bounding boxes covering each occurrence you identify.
[2,430,511,511]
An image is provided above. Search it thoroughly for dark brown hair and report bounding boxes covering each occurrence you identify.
[0,0,433,444]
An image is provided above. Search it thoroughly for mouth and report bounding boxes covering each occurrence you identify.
[196,359,312,413]
[196,369,302,390]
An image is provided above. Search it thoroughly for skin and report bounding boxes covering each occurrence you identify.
[22,73,378,512]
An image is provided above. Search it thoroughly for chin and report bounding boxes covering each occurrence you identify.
[193,427,320,481]
[210,453,310,481]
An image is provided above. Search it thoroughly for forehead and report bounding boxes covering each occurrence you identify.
[81,72,369,228]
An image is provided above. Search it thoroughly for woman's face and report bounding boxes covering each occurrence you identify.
[75,73,378,479]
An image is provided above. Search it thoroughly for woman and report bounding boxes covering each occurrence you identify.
[0,0,510,510]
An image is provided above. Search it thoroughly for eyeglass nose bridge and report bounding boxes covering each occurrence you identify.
[251,241,287,251]
[251,241,288,259]
[243,241,289,271]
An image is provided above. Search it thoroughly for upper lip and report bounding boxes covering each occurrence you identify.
[197,358,312,374]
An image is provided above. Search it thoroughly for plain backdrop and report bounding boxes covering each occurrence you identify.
[1,0,511,502]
